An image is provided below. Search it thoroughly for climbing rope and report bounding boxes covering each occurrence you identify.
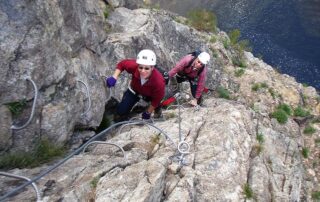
[11,77,38,130]
[77,80,92,116]
[0,171,41,202]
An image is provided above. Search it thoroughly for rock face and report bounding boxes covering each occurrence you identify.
[0,0,320,201]
[0,98,312,201]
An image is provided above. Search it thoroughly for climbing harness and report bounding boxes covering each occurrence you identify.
[77,80,91,116]
[11,77,38,130]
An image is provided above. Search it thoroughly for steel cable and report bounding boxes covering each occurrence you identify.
[11,77,38,130]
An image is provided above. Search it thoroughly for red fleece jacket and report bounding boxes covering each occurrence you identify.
[116,59,165,108]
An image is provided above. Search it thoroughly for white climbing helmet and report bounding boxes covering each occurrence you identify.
[136,49,156,66]
[198,52,210,65]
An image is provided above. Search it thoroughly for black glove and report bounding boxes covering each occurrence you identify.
[141,111,151,120]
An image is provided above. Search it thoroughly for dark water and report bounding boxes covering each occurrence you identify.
[152,0,320,90]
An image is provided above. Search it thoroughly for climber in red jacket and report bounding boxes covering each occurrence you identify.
[105,49,165,120]
[168,51,210,106]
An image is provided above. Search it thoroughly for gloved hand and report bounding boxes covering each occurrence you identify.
[142,111,151,120]
[105,76,117,88]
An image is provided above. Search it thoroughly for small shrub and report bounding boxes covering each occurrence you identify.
[228,29,252,64]
[252,83,261,92]
[315,138,320,147]
[243,183,253,199]
[303,125,316,135]
[268,88,276,98]
[302,83,309,87]
[293,106,310,117]
[235,68,245,77]
[223,39,230,49]
[90,176,100,189]
[251,82,268,92]
[187,9,217,33]
[277,104,292,116]
[302,147,309,158]
[232,57,246,67]
[103,5,112,19]
[271,109,288,124]
[0,139,66,169]
[256,133,264,144]
[229,29,240,46]
[217,86,231,100]
[5,100,27,116]
[210,35,217,43]
[312,191,320,200]
[252,144,263,157]
[260,82,268,88]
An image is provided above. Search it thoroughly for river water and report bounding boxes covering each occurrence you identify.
[151,0,320,89]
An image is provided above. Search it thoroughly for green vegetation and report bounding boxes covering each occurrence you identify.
[187,9,217,33]
[228,29,252,67]
[232,58,246,67]
[256,133,264,144]
[303,124,316,135]
[210,35,217,43]
[0,139,66,169]
[223,39,230,49]
[315,138,320,147]
[271,110,288,124]
[302,147,309,158]
[302,83,309,87]
[271,104,292,124]
[251,82,268,92]
[277,104,292,116]
[5,99,27,116]
[234,68,245,77]
[103,5,113,19]
[217,86,231,100]
[312,191,320,200]
[243,183,254,199]
[90,172,107,189]
[252,133,264,156]
[268,88,276,99]
[293,106,310,117]
[90,176,100,189]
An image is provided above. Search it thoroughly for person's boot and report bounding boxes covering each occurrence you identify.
[153,107,163,119]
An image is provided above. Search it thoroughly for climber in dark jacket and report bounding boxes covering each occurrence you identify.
[105,49,165,120]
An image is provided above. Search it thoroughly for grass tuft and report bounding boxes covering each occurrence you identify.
[302,147,309,158]
[0,139,66,169]
[243,183,254,199]
[187,9,217,33]
[303,124,316,135]
[217,86,231,100]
